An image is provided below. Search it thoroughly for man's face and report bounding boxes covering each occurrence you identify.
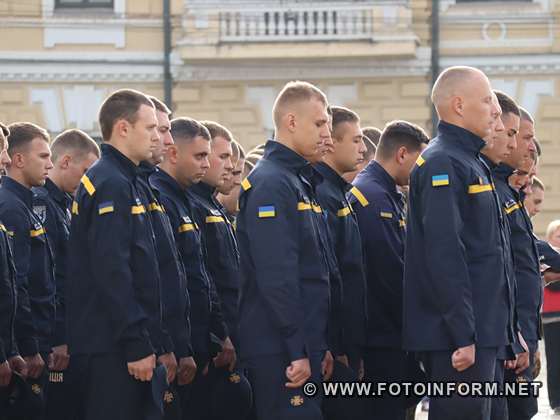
[483,112,518,164]
[461,74,496,139]
[202,136,233,188]
[175,136,211,188]
[332,121,366,173]
[507,118,536,169]
[22,138,53,187]
[0,142,11,174]
[509,158,534,191]
[524,187,544,218]
[64,152,98,194]
[128,104,159,163]
[217,155,244,195]
[292,98,331,162]
[397,143,427,186]
[151,110,174,165]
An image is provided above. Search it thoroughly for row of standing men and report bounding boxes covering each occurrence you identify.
[0,67,559,420]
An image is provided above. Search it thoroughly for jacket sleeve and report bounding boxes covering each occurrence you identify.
[238,180,307,361]
[411,156,476,348]
[1,209,39,357]
[84,181,153,362]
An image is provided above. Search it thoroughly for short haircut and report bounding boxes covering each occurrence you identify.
[534,138,542,156]
[170,117,211,143]
[431,66,487,107]
[494,90,519,117]
[546,220,560,241]
[0,122,9,150]
[272,81,328,128]
[149,96,172,115]
[233,139,246,160]
[98,89,154,141]
[330,106,360,140]
[51,129,100,163]
[362,127,382,146]
[201,121,233,143]
[532,176,544,191]
[231,140,240,162]
[7,122,50,157]
[376,120,430,160]
[519,107,534,124]
[362,135,377,160]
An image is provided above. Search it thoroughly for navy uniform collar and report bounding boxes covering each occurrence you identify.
[44,178,72,209]
[189,181,216,200]
[494,163,515,182]
[1,176,33,209]
[367,160,400,198]
[314,162,351,193]
[438,121,487,155]
[263,140,323,187]
[101,143,139,180]
[139,161,157,177]
[480,153,498,171]
[152,168,185,198]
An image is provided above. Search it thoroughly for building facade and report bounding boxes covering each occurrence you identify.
[0,0,558,233]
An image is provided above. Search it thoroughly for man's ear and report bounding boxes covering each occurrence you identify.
[11,152,25,169]
[451,96,464,117]
[114,119,130,139]
[167,145,178,165]
[59,154,71,170]
[286,113,297,133]
[396,146,408,164]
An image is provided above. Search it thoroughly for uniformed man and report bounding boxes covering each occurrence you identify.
[0,122,27,406]
[237,81,332,420]
[0,122,54,419]
[314,106,366,375]
[151,117,238,420]
[350,120,428,419]
[404,67,509,420]
[31,128,100,420]
[216,140,246,221]
[343,126,379,183]
[493,107,540,420]
[66,89,165,420]
[523,177,544,218]
[479,92,530,420]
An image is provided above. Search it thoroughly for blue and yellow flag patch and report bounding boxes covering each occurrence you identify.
[258,205,276,218]
[432,174,450,187]
[98,201,114,215]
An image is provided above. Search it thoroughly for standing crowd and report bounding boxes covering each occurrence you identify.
[0,65,558,420]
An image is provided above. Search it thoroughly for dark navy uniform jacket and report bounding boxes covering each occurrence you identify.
[350,161,406,349]
[67,144,163,362]
[188,182,241,347]
[0,176,55,357]
[150,169,227,360]
[237,140,330,361]
[32,178,72,348]
[315,162,367,356]
[538,239,560,271]
[138,163,189,358]
[404,122,510,351]
[0,220,17,363]
[493,164,542,342]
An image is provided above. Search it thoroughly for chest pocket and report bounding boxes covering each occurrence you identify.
[464,171,500,251]
[204,209,237,269]
[297,192,328,279]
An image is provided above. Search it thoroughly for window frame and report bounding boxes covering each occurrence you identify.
[55,0,114,9]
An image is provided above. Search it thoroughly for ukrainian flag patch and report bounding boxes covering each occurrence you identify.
[432,174,450,187]
[258,205,276,218]
[98,201,114,215]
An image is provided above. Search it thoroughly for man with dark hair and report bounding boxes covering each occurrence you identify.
[31,128,99,420]
[493,105,541,420]
[67,89,165,420]
[349,120,428,419]
[217,140,246,220]
[152,117,247,420]
[343,127,378,183]
[404,67,509,419]
[0,122,54,419]
[238,81,331,420]
[137,98,197,417]
[0,122,27,399]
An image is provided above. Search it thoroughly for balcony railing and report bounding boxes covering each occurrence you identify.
[219,6,375,43]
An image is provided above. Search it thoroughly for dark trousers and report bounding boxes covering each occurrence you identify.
[421,347,497,420]
[362,348,409,420]
[45,354,89,420]
[83,353,153,420]
[504,340,538,420]
[490,360,508,420]
[544,322,560,409]
[245,352,324,420]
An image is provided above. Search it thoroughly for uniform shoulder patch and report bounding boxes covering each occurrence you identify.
[431,174,450,187]
[80,175,96,196]
[416,155,426,167]
[241,178,252,191]
[349,186,369,207]
[380,211,393,219]
[98,201,114,215]
[258,205,276,218]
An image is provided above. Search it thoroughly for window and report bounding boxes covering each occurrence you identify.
[55,0,113,8]
[456,0,530,2]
